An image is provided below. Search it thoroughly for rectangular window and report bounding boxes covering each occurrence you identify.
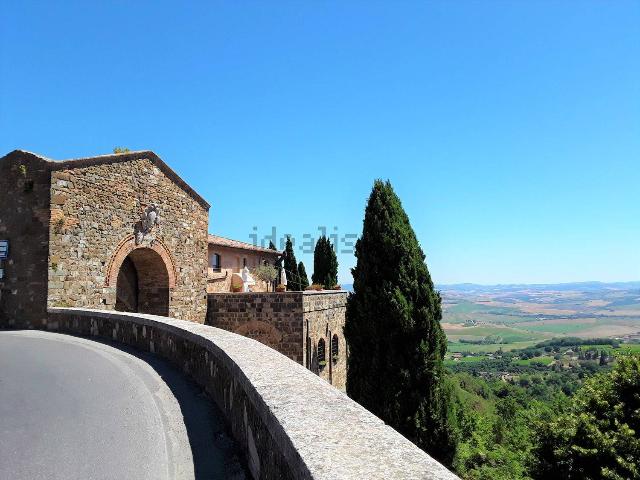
[211,253,221,271]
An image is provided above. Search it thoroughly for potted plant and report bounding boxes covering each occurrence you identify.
[275,284,286,292]
[231,280,243,292]
[331,285,341,290]
[306,284,323,291]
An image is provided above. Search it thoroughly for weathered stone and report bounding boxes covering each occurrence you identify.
[0,150,210,327]
[46,307,459,480]
[51,193,68,205]
[207,291,347,390]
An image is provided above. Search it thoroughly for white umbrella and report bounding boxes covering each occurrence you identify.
[280,264,287,286]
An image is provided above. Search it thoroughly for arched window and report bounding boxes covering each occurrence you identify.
[331,334,339,363]
[318,338,326,369]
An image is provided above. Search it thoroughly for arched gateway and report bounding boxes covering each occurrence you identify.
[107,236,177,316]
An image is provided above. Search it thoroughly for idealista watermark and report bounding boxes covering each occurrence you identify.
[249,226,358,254]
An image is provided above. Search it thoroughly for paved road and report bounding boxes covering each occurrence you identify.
[0,330,245,480]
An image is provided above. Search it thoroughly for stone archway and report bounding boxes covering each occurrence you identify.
[115,248,170,316]
[115,256,139,312]
[107,235,176,317]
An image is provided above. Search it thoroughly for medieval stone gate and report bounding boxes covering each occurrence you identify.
[0,150,210,327]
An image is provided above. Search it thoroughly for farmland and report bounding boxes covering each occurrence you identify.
[439,281,640,356]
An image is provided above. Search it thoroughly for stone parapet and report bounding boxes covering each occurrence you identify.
[46,308,459,480]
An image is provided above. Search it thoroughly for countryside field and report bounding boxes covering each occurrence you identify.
[440,281,640,353]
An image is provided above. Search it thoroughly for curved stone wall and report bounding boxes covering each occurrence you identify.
[46,307,458,480]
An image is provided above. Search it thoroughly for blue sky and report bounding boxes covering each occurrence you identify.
[2,1,639,285]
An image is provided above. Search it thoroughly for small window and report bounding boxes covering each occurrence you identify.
[211,253,221,271]
[318,339,326,369]
[243,257,247,268]
[331,334,339,363]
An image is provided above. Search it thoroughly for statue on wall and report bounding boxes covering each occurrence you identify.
[135,203,160,245]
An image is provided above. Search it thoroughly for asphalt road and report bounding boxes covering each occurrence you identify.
[0,330,245,480]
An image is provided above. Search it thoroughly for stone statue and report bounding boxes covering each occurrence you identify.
[135,203,160,245]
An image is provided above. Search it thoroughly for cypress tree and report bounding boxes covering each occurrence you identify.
[344,179,456,464]
[269,240,281,290]
[283,236,300,291]
[298,261,310,291]
[312,236,338,288]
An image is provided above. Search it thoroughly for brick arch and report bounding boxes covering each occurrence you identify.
[106,234,177,288]
[234,320,284,348]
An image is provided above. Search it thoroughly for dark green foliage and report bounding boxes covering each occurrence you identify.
[450,371,570,479]
[298,261,309,291]
[532,355,640,480]
[535,337,620,349]
[283,236,300,291]
[448,339,638,479]
[311,236,338,288]
[269,240,282,289]
[344,179,455,465]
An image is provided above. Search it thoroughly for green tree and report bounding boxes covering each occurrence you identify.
[252,264,278,292]
[269,240,282,289]
[344,179,456,465]
[532,355,640,480]
[298,261,310,290]
[283,236,300,291]
[312,236,338,288]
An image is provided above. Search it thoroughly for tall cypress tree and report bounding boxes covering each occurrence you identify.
[269,240,281,290]
[344,179,456,465]
[298,261,310,290]
[312,236,338,288]
[283,236,300,291]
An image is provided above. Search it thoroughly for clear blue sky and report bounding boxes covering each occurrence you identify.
[2,1,638,285]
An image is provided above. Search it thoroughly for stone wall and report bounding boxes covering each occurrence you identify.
[207,292,305,362]
[47,155,209,322]
[302,292,348,389]
[0,151,52,328]
[45,307,459,480]
[207,291,348,390]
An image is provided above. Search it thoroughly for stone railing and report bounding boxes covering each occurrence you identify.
[46,308,458,480]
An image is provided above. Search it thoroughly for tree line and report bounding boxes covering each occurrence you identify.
[280,232,338,291]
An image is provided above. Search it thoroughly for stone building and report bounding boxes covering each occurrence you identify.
[207,235,281,293]
[0,148,347,389]
[207,291,348,390]
[0,150,209,327]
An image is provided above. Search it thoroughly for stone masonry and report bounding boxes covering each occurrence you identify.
[0,152,52,327]
[207,291,347,390]
[0,150,210,327]
[45,308,459,480]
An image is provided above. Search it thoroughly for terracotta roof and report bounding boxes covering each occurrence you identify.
[4,149,210,210]
[208,234,282,255]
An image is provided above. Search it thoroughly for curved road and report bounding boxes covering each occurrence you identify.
[0,330,245,480]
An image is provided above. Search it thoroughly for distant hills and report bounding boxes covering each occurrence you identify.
[437,281,640,293]
[344,281,640,294]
